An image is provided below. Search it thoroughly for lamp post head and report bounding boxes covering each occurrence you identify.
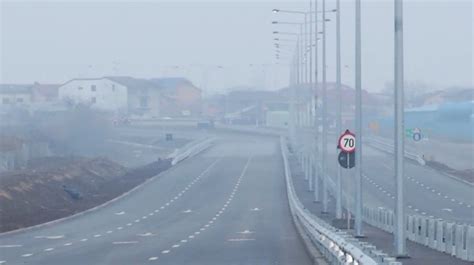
[272,9,280,13]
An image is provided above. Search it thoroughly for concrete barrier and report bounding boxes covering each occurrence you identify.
[466,225,474,261]
[455,224,467,260]
[428,217,436,248]
[445,222,455,255]
[170,137,215,165]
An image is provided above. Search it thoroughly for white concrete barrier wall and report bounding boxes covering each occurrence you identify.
[171,137,215,165]
[467,226,474,261]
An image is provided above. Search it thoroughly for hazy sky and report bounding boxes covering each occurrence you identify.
[1,0,472,93]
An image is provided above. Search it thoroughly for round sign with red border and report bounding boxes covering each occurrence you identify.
[338,129,356,153]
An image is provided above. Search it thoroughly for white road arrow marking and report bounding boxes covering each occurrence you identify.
[250,208,260,211]
[442,208,452,212]
[115,211,125,215]
[182,209,192,213]
[238,230,254,234]
[137,232,155,237]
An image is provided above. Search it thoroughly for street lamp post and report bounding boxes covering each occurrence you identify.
[335,0,343,220]
[354,0,364,238]
[313,0,320,202]
[321,0,329,214]
[308,0,314,192]
[394,0,407,257]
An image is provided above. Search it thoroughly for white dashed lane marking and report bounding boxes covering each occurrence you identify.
[146,156,252,263]
[364,174,471,213]
[112,241,139,245]
[34,235,64,240]
[0,245,22,248]
[227,238,256,242]
[3,159,223,263]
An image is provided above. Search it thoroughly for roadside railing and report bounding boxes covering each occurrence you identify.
[281,136,400,265]
[319,158,474,263]
[170,137,215,165]
[362,206,474,262]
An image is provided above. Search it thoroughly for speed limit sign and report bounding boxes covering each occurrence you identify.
[338,129,356,153]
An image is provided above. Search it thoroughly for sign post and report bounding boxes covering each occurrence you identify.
[337,129,356,230]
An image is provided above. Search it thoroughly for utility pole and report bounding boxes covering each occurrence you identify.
[298,24,304,130]
[308,0,314,192]
[335,0,342,219]
[313,0,320,202]
[321,0,328,213]
[394,0,407,257]
[354,0,364,237]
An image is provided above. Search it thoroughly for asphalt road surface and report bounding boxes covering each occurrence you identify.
[0,133,312,265]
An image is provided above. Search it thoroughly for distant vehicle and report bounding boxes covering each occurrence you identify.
[197,119,214,129]
[113,116,131,126]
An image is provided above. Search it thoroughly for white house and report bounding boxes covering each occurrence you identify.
[58,77,164,116]
[0,84,32,106]
[58,78,128,113]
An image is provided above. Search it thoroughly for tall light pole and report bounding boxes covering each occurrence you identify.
[394,0,407,257]
[335,0,343,220]
[321,0,329,214]
[308,0,314,192]
[354,0,364,237]
[313,0,320,202]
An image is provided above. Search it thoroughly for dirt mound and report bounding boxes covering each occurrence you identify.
[0,156,170,232]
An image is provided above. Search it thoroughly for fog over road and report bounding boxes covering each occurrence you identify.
[0,133,312,265]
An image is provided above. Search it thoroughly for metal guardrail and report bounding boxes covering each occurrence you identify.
[170,137,215,165]
[281,136,400,265]
[215,124,284,137]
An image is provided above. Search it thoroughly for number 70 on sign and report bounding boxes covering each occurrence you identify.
[338,129,356,153]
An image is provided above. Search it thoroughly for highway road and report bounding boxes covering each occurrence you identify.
[0,133,312,264]
[321,133,474,225]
